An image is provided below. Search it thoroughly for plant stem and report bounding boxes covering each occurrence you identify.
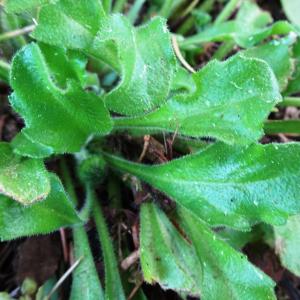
[127,0,146,24]
[279,97,300,107]
[211,40,235,60]
[264,120,300,134]
[103,0,112,14]
[92,190,126,300]
[113,0,127,13]
[177,0,216,35]
[0,60,10,83]
[214,0,240,25]
[60,160,104,300]
[0,24,35,42]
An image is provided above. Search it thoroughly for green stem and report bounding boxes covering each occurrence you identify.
[113,0,127,13]
[127,0,146,24]
[92,190,126,300]
[60,160,105,300]
[264,120,300,134]
[159,0,174,18]
[60,159,78,205]
[279,97,300,107]
[0,24,35,42]
[177,0,215,35]
[214,0,240,25]
[103,0,112,14]
[0,60,10,83]
[211,40,235,60]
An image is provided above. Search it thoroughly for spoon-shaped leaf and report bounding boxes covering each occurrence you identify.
[104,142,300,229]
[0,142,50,204]
[32,0,177,116]
[9,43,112,155]
[0,174,81,241]
[114,54,281,145]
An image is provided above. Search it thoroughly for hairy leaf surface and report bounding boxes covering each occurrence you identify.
[104,142,300,229]
[140,203,275,299]
[70,225,104,300]
[4,0,49,13]
[178,207,276,300]
[0,142,50,204]
[274,214,300,276]
[0,174,80,241]
[114,54,281,145]
[32,0,177,115]
[140,203,202,296]
[10,43,112,155]
[242,38,294,91]
[93,199,126,300]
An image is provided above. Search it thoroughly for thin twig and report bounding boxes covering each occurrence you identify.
[172,35,196,73]
[121,249,140,270]
[138,135,150,162]
[127,280,144,300]
[44,256,83,300]
[0,25,36,42]
[59,228,69,263]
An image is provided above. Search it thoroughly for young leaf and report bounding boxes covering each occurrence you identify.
[274,214,300,276]
[32,1,177,116]
[10,43,112,155]
[285,39,300,95]
[31,0,106,50]
[0,142,50,204]
[114,54,281,145]
[140,202,202,297]
[12,132,54,159]
[4,0,49,13]
[93,197,126,300]
[92,16,177,116]
[104,142,300,230]
[70,226,105,300]
[178,207,276,300]
[0,174,81,241]
[242,38,294,91]
[181,1,295,49]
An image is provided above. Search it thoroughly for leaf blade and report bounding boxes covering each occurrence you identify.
[0,142,50,204]
[0,174,81,241]
[104,142,300,229]
[10,43,112,155]
[114,54,281,145]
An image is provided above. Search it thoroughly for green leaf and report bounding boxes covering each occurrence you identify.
[32,1,177,116]
[178,207,276,300]
[264,120,300,134]
[12,132,54,159]
[0,174,81,241]
[0,142,50,204]
[91,16,177,116]
[4,0,49,13]
[70,225,104,300]
[10,43,112,155]
[274,214,300,276]
[104,142,300,230]
[285,39,300,95]
[281,0,300,27]
[181,1,295,49]
[32,0,106,50]
[93,197,126,300]
[140,202,202,297]
[242,38,294,91]
[114,54,281,145]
